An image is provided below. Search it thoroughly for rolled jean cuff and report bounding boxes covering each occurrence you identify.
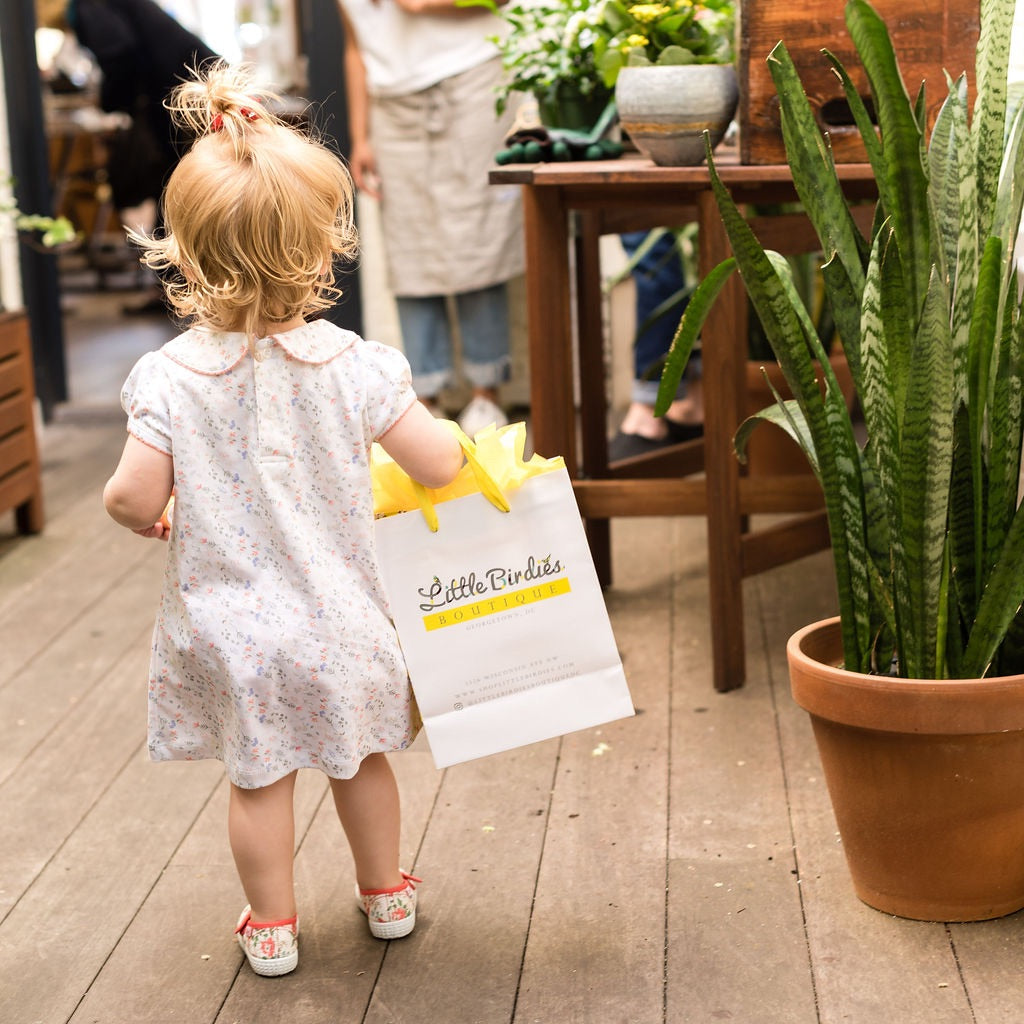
[462,356,511,391]
[633,377,684,405]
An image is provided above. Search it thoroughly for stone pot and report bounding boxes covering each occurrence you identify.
[788,616,1024,921]
[615,64,738,166]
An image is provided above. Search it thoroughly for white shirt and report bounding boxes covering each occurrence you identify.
[339,0,503,97]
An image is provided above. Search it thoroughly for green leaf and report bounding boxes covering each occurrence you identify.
[654,256,736,416]
[768,40,870,384]
[941,75,978,407]
[769,41,869,291]
[967,236,1002,577]
[992,100,1024,316]
[705,144,872,670]
[820,255,864,388]
[845,0,930,320]
[898,267,955,677]
[656,45,698,66]
[973,0,1015,242]
[877,228,913,433]
[949,404,977,626]
[598,49,625,88]
[859,453,897,662]
[962,500,1024,677]
[823,46,883,173]
[734,396,818,475]
[913,80,928,134]
[927,74,966,299]
[860,227,905,659]
[985,287,1024,581]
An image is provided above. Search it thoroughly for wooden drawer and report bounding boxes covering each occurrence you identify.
[0,311,44,533]
[0,391,33,439]
[738,0,980,164]
[0,427,33,477]
[0,345,32,400]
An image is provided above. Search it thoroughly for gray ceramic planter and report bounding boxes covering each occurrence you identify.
[615,64,738,165]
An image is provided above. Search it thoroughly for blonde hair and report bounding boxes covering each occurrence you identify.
[130,61,358,340]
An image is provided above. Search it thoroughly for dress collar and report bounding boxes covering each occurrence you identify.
[161,322,356,375]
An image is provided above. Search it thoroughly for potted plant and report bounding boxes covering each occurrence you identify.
[482,0,615,129]
[0,178,76,304]
[602,0,737,164]
[481,0,736,152]
[657,0,1024,921]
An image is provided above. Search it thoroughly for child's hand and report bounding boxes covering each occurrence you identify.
[132,522,170,541]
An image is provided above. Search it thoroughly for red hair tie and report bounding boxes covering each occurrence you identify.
[210,105,260,133]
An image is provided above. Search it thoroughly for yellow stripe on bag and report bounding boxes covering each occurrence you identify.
[422,578,571,631]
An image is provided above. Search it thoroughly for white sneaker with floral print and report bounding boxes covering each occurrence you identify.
[234,905,299,976]
[356,870,421,939]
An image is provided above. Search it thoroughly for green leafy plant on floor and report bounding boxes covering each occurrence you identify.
[657,0,1024,680]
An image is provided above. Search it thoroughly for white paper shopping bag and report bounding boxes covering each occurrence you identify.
[374,467,634,768]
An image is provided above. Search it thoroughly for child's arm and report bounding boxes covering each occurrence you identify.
[103,435,175,536]
[379,402,464,489]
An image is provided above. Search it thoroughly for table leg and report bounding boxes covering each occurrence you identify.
[575,211,613,585]
[522,186,577,470]
[698,191,746,692]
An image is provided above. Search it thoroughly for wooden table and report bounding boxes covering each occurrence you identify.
[490,153,877,691]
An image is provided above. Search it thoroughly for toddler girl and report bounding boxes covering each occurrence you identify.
[103,61,464,977]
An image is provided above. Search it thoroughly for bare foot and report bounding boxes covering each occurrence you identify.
[618,402,669,440]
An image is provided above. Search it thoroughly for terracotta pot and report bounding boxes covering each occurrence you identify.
[788,616,1024,921]
[744,353,854,477]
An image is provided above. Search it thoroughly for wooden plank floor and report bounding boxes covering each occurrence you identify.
[3,296,1024,1023]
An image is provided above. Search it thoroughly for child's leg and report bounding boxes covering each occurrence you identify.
[328,752,403,891]
[228,771,298,921]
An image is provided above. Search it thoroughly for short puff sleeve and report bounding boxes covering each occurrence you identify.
[121,351,173,456]
[359,340,416,440]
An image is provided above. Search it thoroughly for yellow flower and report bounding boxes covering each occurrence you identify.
[625,33,649,48]
[628,3,671,24]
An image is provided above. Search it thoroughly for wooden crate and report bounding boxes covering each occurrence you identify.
[738,0,980,165]
[0,311,45,533]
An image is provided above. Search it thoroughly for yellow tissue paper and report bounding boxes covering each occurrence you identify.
[372,420,565,519]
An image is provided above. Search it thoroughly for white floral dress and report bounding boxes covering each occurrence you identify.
[121,320,418,788]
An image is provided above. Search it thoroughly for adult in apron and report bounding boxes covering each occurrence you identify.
[338,0,524,435]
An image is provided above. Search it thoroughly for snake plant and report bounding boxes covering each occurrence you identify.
[657,0,1024,678]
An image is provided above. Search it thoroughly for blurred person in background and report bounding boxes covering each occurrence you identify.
[41,0,218,314]
[336,0,524,437]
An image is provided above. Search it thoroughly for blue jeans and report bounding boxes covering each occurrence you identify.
[620,230,697,405]
[397,283,511,399]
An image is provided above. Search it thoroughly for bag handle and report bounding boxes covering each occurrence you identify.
[412,430,510,532]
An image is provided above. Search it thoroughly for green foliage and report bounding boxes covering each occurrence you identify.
[474,0,735,113]
[1,178,76,249]
[595,0,736,87]
[657,0,1024,679]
